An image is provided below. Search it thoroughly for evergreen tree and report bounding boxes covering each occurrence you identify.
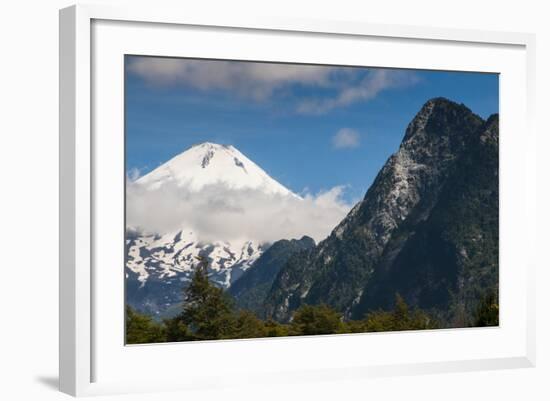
[125,306,165,344]
[264,318,290,337]
[290,304,344,335]
[344,319,369,333]
[163,317,191,342]
[180,257,237,340]
[363,294,439,332]
[233,310,267,339]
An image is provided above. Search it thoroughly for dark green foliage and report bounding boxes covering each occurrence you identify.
[163,318,191,342]
[264,319,290,337]
[289,304,344,335]
[127,274,440,343]
[125,306,166,344]
[178,258,237,340]
[161,258,275,341]
[474,291,499,327]
[233,310,268,339]
[360,294,439,332]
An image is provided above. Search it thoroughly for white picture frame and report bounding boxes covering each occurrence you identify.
[59,4,536,397]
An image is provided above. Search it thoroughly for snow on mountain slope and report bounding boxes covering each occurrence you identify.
[126,229,265,288]
[136,142,294,196]
[126,142,298,316]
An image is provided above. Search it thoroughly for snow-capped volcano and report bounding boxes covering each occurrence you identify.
[126,142,298,316]
[136,142,294,196]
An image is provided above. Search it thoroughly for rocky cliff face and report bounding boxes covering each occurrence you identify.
[353,114,499,323]
[264,98,497,324]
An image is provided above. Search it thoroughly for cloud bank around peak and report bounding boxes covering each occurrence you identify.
[127,57,419,114]
[126,180,355,244]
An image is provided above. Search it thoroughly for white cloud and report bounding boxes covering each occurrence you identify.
[126,167,143,182]
[127,57,337,101]
[297,69,420,114]
[126,181,354,244]
[332,128,360,149]
[127,57,419,113]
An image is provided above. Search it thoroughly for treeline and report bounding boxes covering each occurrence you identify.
[126,262,498,344]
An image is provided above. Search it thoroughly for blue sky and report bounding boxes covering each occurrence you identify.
[125,56,498,203]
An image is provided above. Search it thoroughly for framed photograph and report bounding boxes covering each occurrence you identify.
[59,4,536,396]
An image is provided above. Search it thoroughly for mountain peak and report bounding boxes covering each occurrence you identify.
[403,97,483,144]
[424,96,454,106]
[264,98,498,322]
[191,141,232,150]
[136,141,295,196]
[421,97,469,112]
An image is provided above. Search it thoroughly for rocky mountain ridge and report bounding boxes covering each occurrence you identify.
[263,98,498,324]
